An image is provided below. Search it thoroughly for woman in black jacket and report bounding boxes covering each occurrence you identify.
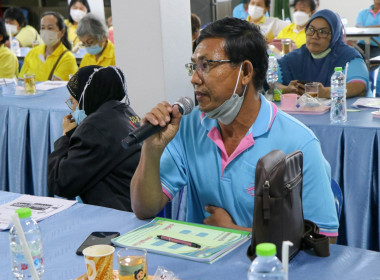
[48,65,141,211]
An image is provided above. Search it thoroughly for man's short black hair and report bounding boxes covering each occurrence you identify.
[292,0,316,12]
[197,17,268,91]
[4,7,26,28]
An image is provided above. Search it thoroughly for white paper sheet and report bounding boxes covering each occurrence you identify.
[35,81,68,91]
[352,98,380,109]
[0,195,76,230]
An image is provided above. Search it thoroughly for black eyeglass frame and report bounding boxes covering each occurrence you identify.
[185,59,232,76]
[305,26,332,38]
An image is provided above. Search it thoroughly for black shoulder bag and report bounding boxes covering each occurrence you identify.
[247,149,330,261]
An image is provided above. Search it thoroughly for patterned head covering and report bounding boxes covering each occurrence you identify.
[67,65,129,115]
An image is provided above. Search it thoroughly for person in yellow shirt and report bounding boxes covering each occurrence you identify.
[65,0,90,48]
[0,19,18,78]
[77,13,115,68]
[276,0,316,48]
[3,7,41,48]
[247,0,288,42]
[19,12,78,81]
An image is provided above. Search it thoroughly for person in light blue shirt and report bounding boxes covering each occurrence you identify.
[233,0,249,19]
[130,17,338,241]
[356,1,380,58]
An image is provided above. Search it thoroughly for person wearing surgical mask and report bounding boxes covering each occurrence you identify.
[247,0,288,43]
[64,0,90,47]
[19,12,78,81]
[77,13,115,68]
[3,7,41,48]
[129,18,338,243]
[276,0,316,48]
[48,65,142,212]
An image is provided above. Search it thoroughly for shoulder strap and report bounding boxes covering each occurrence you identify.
[48,50,69,81]
[302,219,330,257]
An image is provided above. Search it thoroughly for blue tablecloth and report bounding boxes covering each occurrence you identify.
[288,98,380,251]
[0,87,70,196]
[1,191,380,280]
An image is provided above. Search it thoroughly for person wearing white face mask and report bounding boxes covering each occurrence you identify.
[3,7,41,48]
[77,13,115,68]
[64,0,90,47]
[247,0,288,43]
[19,12,78,81]
[276,0,316,48]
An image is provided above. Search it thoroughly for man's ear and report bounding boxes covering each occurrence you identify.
[242,60,254,85]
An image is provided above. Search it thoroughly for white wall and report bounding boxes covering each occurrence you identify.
[111,0,193,117]
[319,1,372,26]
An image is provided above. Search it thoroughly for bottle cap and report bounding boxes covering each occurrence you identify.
[334,67,343,71]
[256,243,276,257]
[15,207,32,219]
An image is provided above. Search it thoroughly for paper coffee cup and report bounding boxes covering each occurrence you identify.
[83,244,115,280]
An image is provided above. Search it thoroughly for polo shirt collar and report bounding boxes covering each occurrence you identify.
[200,93,277,137]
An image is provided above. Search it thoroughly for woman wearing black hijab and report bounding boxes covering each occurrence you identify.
[48,65,141,211]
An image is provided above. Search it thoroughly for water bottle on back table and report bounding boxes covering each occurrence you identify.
[9,207,44,279]
[266,54,282,101]
[247,243,285,280]
[330,67,347,123]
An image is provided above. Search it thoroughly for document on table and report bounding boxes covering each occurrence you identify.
[0,195,76,230]
[352,98,380,109]
[35,81,68,91]
[112,217,251,263]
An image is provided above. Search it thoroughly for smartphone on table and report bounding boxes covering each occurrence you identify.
[76,231,120,256]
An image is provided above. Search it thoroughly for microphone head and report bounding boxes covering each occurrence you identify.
[174,97,194,115]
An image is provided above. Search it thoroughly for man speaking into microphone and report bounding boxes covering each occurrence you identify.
[130,17,338,240]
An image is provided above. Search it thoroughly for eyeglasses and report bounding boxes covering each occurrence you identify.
[305,27,332,38]
[65,99,73,111]
[185,59,232,76]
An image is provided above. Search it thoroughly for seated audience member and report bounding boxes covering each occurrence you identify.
[356,0,380,58]
[278,9,370,98]
[65,0,90,47]
[247,0,288,42]
[19,12,78,81]
[48,66,141,212]
[0,19,18,78]
[4,7,41,48]
[130,17,338,241]
[276,0,316,48]
[191,13,201,52]
[77,13,115,68]
[233,0,249,20]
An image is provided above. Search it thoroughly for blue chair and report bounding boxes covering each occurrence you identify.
[331,179,343,220]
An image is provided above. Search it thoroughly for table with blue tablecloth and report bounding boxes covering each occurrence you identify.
[287,98,380,251]
[1,191,380,280]
[0,86,70,196]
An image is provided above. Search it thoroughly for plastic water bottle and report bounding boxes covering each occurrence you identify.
[267,54,281,101]
[9,207,44,279]
[267,54,278,85]
[11,38,20,56]
[330,67,347,123]
[247,243,285,280]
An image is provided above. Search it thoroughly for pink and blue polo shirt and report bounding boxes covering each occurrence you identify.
[160,94,338,236]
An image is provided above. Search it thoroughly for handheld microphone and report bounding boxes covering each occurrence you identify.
[121,97,194,149]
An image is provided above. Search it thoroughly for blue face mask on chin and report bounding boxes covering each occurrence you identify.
[85,44,103,55]
[72,107,87,125]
